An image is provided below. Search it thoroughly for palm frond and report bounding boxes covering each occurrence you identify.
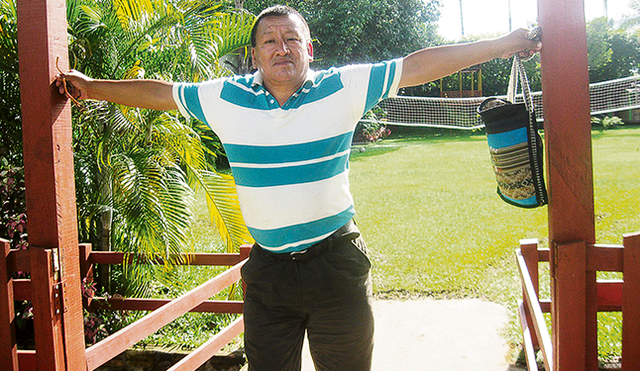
[150,113,251,253]
[198,169,253,253]
[110,148,195,259]
[209,10,254,60]
[0,0,17,73]
[64,0,256,297]
[112,0,156,30]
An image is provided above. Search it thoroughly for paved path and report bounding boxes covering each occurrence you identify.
[301,298,514,371]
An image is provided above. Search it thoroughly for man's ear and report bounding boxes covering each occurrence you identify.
[250,47,257,69]
[307,41,314,62]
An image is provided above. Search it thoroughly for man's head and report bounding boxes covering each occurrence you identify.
[250,5,314,95]
[250,5,311,47]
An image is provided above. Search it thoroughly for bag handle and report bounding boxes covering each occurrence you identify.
[506,26,540,109]
[506,56,534,112]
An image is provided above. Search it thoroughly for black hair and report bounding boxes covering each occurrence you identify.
[250,5,310,47]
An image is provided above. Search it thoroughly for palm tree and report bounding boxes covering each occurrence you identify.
[622,0,640,31]
[0,0,20,162]
[64,0,255,295]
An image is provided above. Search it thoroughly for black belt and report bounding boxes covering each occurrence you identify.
[256,220,359,262]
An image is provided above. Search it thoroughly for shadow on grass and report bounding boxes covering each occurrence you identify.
[591,124,640,140]
[350,144,401,161]
[351,129,488,161]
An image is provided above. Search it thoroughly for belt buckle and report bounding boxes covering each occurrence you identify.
[289,249,309,261]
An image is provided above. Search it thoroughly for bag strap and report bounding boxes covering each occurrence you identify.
[506,57,518,103]
[506,26,541,109]
[506,56,534,112]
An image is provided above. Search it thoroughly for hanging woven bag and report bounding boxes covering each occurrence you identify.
[477,55,548,208]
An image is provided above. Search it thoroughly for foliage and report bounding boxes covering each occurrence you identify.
[355,122,391,143]
[63,0,256,297]
[348,127,640,361]
[244,0,441,69]
[0,0,21,164]
[81,277,109,345]
[0,0,255,299]
[591,115,625,130]
[587,17,640,82]
[621,0,640,34]
[0,157,26,250]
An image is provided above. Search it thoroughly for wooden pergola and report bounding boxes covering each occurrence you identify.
[1,0,639,370]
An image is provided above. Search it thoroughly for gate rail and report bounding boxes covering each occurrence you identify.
[1,238,252,371]
[517,232,640,370]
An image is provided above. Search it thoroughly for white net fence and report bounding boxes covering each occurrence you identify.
[362,75,640,130]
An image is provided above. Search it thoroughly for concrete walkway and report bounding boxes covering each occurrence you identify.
[301,298,515,371]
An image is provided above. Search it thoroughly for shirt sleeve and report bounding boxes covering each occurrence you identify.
[363,57,404,113]
[172,82,208,124]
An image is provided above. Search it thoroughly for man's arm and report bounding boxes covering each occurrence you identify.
[55,70,177,111]
[399,29,541,88]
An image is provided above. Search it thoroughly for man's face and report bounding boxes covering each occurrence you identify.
[251,14,313,91]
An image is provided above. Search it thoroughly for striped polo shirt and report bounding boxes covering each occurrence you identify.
[173,58,403,253]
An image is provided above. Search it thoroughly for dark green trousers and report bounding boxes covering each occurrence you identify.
[241,236,373,371]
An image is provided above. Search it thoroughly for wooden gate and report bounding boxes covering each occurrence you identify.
[1,239,251,371]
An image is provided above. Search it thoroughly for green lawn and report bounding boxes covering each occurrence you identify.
[348,127,640,361]
[149,126,638,360]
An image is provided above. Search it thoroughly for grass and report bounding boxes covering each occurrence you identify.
[100,189,244,352]
[126,126,639,361]
[348,126,640,362]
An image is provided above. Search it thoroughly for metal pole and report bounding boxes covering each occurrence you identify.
[459,0,465,36]
[508,0,512,32]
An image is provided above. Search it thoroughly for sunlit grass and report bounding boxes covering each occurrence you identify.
[137,127,638,358]
[348,127,640,361]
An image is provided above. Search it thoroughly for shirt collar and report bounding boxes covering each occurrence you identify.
[251,69,316,90]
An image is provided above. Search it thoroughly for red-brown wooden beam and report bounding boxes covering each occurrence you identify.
[538,1,597,370]
[554,241,587,370]
[30,248,66,370]
[7,248,30,272]
[0,240,18,370]
[88,298,244,314]
[17,350,36,371]
[16,0,87,369]
[84,260,246,370]
[622,232,640,370]
[12,279,30,301]
[533,244,624,272]
[167,316,244,371]
[520,239,540,351]
[88,251,246,267]
[516,249,553,370]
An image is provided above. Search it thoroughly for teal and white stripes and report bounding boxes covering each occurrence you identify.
[172,58,403,252]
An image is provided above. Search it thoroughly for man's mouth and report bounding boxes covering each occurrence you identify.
[273,59,293,67]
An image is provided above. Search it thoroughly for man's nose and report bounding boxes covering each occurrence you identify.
[275,39,290,55]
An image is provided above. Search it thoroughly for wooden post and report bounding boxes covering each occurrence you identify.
[16,0,87,369]
[538,1,597,370]
[554,241,587,368]
[30,248,66,370]
[0,240,18,371]
[622,232,640,370]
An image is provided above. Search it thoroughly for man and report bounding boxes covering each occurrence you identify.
[57,5,541,371]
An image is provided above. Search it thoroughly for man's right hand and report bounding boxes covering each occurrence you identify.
[53,70,177,111]
[55,69,93,101]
